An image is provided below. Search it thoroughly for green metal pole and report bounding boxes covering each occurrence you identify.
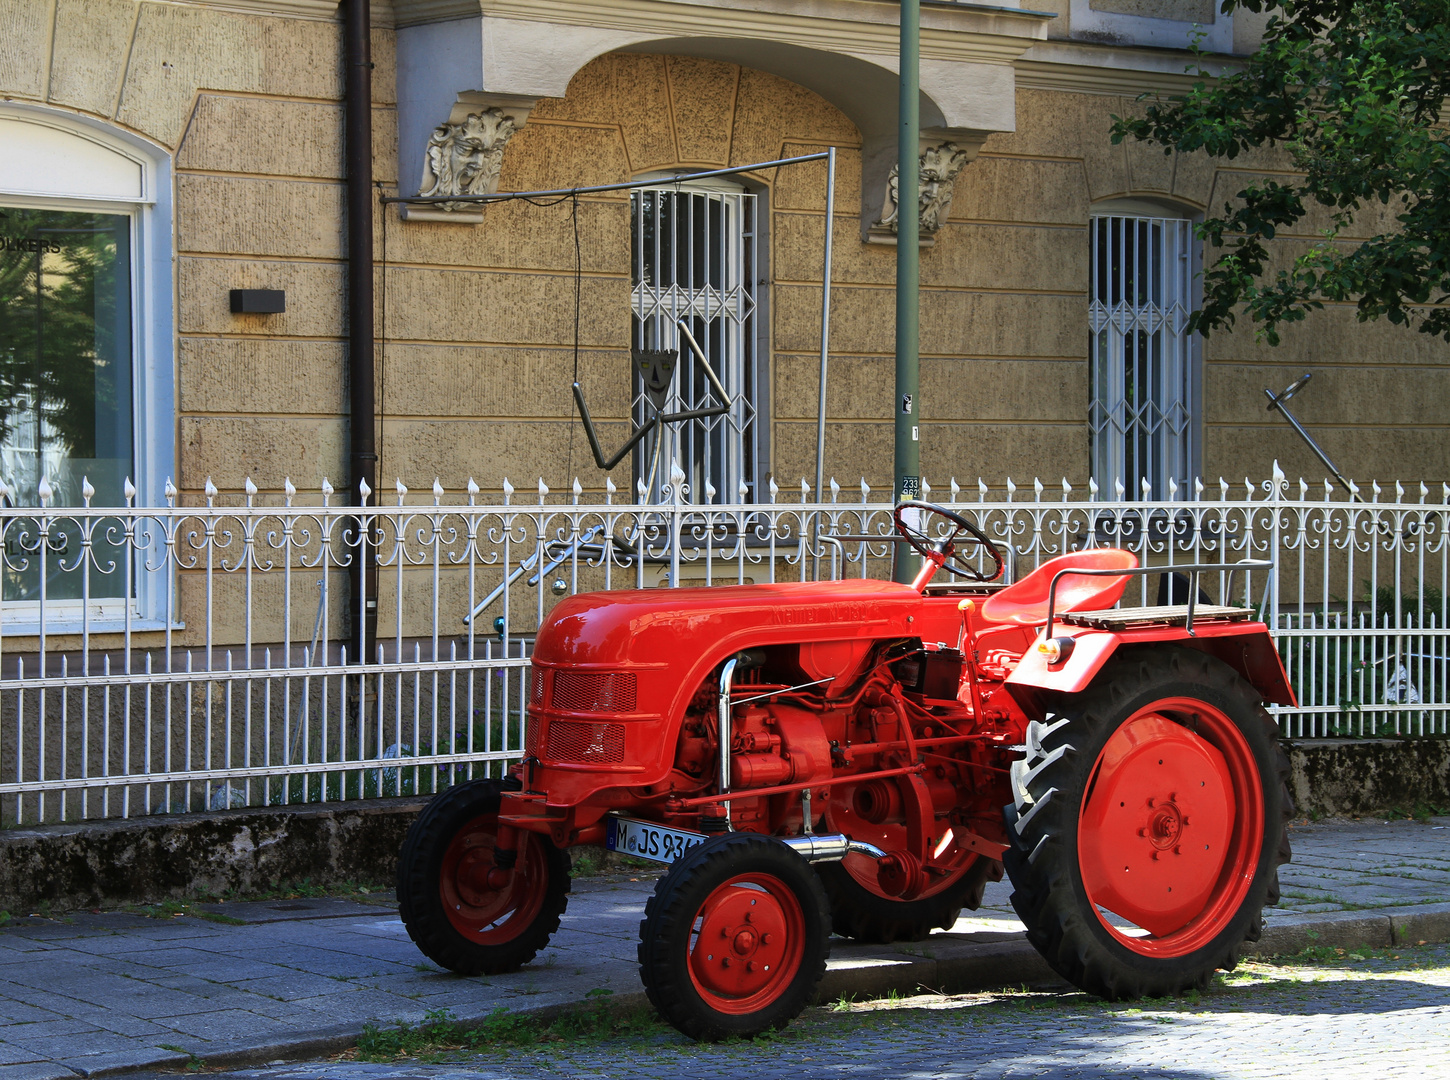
[893,0,921,583]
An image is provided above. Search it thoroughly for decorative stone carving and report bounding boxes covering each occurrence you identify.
[416,108,519,214]
[867,141,977,246]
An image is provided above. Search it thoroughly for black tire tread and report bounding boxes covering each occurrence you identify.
[816,855,1001,943]
[1004,647,1292,1000]
[397,778,570,976]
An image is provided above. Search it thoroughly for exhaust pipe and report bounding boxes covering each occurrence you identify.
[780,834,888,863]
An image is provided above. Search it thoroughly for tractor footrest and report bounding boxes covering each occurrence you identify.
[1060,605,1254,630]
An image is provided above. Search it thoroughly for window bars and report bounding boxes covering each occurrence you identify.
[631,186,758,504]
[1089,215,1196,499]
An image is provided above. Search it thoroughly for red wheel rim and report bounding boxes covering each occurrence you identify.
[1077,698,1264,958]
[440,814,549,944]
[686,873,806,1014]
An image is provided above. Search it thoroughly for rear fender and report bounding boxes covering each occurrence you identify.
[1004,623,1296,714]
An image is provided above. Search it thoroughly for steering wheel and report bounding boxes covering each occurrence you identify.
[892,500,1004,583]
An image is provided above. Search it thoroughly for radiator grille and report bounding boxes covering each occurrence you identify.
[551,671,637,713]
[524,716,541,757]
[545,721,626,765]
[530,667,548,707]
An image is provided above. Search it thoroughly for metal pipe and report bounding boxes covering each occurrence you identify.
[893,0,921,582]
[813,146,837,581]
[717,656,738,828]
[344,0,377,660]
[779,834,888,863]
[383,152,831,206]
[1264,375,1362,501]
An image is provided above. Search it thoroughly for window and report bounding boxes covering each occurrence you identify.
[631,181,758,504]
[1089,210,1198,498]
[0,105,173,627]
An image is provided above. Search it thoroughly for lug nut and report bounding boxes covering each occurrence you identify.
[761,933,772,945]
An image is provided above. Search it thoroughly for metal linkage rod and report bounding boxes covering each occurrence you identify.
[381,152,832,206]
[1264,374,1362,502]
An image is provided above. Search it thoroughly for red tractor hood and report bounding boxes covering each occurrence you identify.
[533,579,931,670]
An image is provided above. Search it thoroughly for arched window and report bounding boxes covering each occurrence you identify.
[0,105,173,626]
[1088,199,1200,499]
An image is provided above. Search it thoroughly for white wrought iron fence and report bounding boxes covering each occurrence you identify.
[1,462,1446,824]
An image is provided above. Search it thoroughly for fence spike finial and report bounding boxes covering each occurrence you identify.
[738,478,749,502]
[501,477,513,502]
[203,477,217,505]
[1218,477,1228,501]
[830,477,840,502]
[1194,477,1203,500]
[1034,477,1043,501]
[951,478,961,500]
[244,477,258,505]
[978,479,988,502]
[768,477,779,503]
[1371,480,1382,502]
[1325,478,1333,502]
[538,478,549,500]
[38,476,53,505]
[1420,481,1428,503]
[1140,476,1152,499]
[669,462,686,494]
[1395,480,1405,502]
[395,479,408,505]
[0,477,9,501]
[1005,477,1017,502]
[124,477,136,504]
[1061,478,1071,501]
[358,476,371,503]
[82,476,95,505]
[433,478,444,503]
[1348,478,1360,500]
[284,477,296,505]
[920,477,930,498]
[1442,482,1449,505]
[1298,477,1308,500]
[1114,477,1125,500]
[572,477,582,500]
[1088,476,1099,500]
[467,477,479,504]
[860,478,871,501]
[320,477,334,505]
[637,477,648,502]
[705,478,717,503]
[801,478,811,500]
[1170,477,1180,500]
[605,476,616,495]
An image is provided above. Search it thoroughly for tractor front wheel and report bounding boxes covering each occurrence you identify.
[1005,647,1291,999]
[638,833,830,1041]
[397,778,570,975]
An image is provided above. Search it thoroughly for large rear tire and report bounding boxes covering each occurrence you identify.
[397,778,570,975]
[638,833,830,1041]
[1004,647,1292,999]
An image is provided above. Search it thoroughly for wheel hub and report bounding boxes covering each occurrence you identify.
[1078,712,1236,937]
[692,886,791,998]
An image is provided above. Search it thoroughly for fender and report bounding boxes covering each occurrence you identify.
[1004,621,1296,710]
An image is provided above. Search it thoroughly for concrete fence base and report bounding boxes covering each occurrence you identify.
[1,738,1446,913]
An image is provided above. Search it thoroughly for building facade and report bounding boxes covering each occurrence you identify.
[0,0,1443,573]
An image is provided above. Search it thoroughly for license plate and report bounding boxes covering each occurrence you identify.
[605,816,707,865]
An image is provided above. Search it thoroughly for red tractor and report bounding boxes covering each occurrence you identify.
[397,502,1293,1040]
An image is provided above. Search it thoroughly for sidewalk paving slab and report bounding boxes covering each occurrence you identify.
[0,816,1442,1076]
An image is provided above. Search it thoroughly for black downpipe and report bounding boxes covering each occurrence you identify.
[345,0,378,662]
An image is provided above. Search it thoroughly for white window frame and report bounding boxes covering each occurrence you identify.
[1088,202,1201,500]
[0,104,175,632]
[630,176,759,505]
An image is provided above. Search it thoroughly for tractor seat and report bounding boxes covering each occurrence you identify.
[979,549,1139,627]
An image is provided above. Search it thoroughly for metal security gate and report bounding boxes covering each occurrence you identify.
[631,185,758,504]
[1089,215,1195,498]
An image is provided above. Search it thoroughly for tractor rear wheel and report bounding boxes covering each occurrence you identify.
[1004,647,1291,999]
[397,778,570,975]
[638,832,830,1041]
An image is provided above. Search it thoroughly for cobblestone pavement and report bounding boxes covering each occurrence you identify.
[197,944,1450,1080]
[0,816,1445,1079]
